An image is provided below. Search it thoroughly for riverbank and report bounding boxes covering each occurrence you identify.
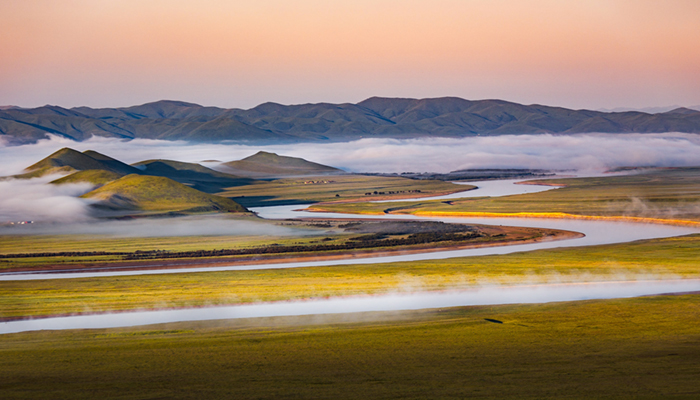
[0,223,577,275]
[2,294,699,399]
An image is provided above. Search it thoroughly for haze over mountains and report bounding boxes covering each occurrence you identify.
[8,147,252,215]
[3,147,349,217]
[3,97,700,145]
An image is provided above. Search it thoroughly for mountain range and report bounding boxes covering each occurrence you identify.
[2,97,700,145]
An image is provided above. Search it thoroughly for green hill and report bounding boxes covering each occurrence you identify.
[50,169,124,186]
[81,174,248,214]
[131,159,253,193]
[18,147,141,178]
[223,151,344,178]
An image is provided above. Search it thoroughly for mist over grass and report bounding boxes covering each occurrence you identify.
[0,175,317,236]
[0,214,319,237]
[2,133,700,177]
[0,176,94,223]
[1,133,699,228]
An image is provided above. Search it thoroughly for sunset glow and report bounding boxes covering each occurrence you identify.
[2,0,699,109]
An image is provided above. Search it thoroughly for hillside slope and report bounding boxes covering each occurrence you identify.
[82,174,248,214]
[223,151,344,178]
[50,169,124,186]
[131,159,253,193]
[17,148,142,178]
[3,98,700,144]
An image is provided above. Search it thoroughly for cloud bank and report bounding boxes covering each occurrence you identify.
[1,132,699,228]
[0,215,320,238]
[0,177,94,223]
[2,133,700,177]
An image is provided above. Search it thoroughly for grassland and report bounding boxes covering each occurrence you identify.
[83,174,248,213]
[1,294,699,399]
[0,221,554,273]
[2,233,698,319]
[309,167,700,223]
[217,174,471,207]
[50,169,123,186]
[0,231,321,270]
[2,164,700,399]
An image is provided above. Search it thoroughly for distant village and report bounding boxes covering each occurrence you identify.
[1,221,35,227]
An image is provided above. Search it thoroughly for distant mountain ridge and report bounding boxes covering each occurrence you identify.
[2,97,700,145]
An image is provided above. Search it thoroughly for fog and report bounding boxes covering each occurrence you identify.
[2,278,698,334]
[1,132,698,235]
[0,213,318,238]
[0,176,94,223]
[2,133,700,176]
[0,176,316,236]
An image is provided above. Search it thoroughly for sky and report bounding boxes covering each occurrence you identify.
[1,0,699,110]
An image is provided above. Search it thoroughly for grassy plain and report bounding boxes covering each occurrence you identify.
[2,166,700,399]
[310,168,700,223]
[0,221,548,271]
[2,234,698,319]
[1,295,699,399]
[217,174,471,207]
[0,231,327,270]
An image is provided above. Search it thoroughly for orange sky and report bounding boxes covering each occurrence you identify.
[1,0,699,109]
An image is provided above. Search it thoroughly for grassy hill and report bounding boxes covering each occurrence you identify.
[131,159,253,193]
[223,151,343,178]
[82,174,248,214]
[13,148,252,194]
[18,147,141,178]
[50,169,124,186]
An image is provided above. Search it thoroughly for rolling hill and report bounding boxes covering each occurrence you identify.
[18,147,141,178]
[15,148,253,194]
[50,169,124,186]
[222,151,344,178]
[3,98,700,145]
[81,174,248,214]
[131,159,254,193]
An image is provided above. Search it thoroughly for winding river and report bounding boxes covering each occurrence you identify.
[1,179,698,334]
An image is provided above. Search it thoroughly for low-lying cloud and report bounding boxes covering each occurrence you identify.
[2,133,700,176]
[0,176,94,223]
[2,278,698,334]
[1,132,699,232]
[0,213,320,237]
[0,175,322,236]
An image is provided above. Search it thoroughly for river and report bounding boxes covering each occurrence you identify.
[1,178,698,334]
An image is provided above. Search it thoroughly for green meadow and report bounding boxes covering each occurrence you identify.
[1,295,699,399]
[217,174,470,207]
[3,155,700,399]
[310,167,700,222]
[0,230,333,270]
[2,234,698,319]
